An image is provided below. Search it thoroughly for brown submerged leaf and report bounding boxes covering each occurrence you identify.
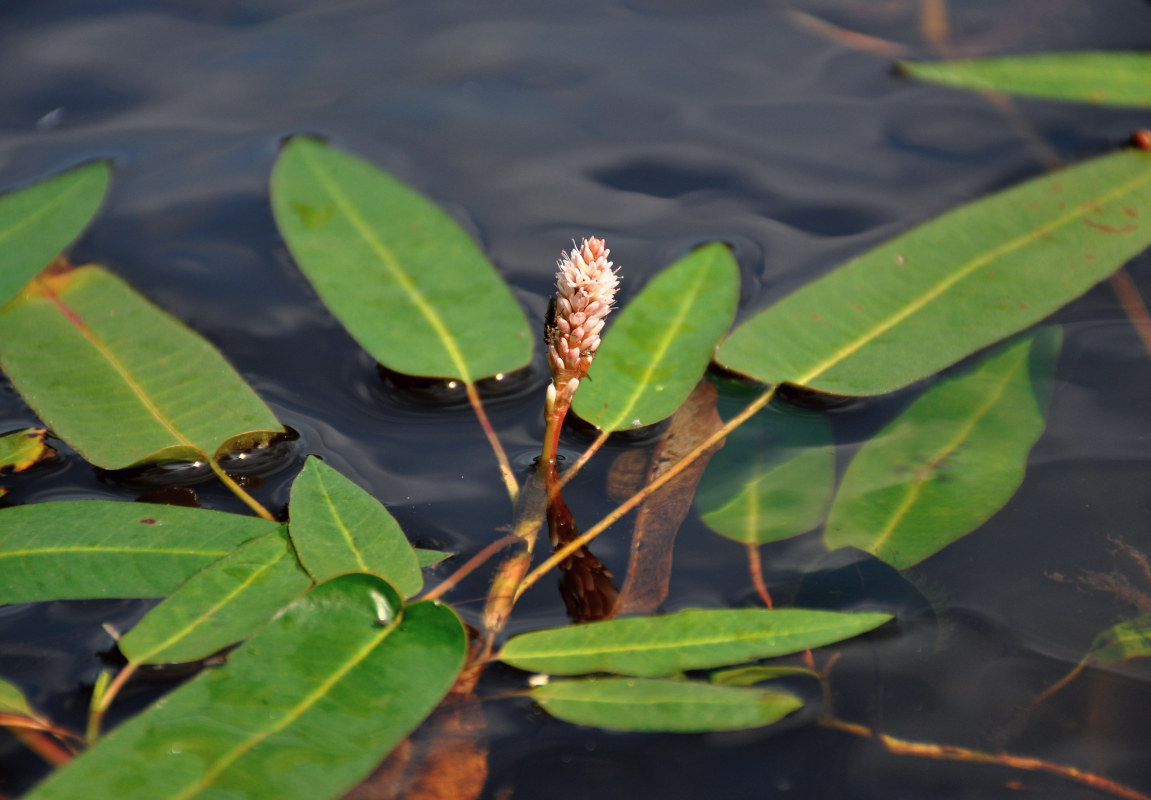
[617,380,725,615]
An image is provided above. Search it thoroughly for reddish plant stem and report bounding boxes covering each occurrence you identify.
[1110,270,1151,362]
[465,381,520,503]
[422,535,522,603]
[819,716,1150,800]
[746,543,774,608]
[87,663,138,742]
[9,728,73,767]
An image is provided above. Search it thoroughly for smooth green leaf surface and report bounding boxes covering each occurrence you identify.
[696,403,834,545]
[0,678,35,718]
[27,575,467,800]
[709,665,819,686]
[716,149,1151,395]
[271,136,531,381]
[499,608,892,677]
[416,548,452,568]
[0,428,52,473]
[1089,613,1151,666]
[531,677,803,732]
[901,52,1151,108]
[0,161,109,307]
[119,529,312,665]
[288,457,422,597]
[0,501,278,604]
[0,265,282,469]
[573,243,739,430]
[824,330,1060,569]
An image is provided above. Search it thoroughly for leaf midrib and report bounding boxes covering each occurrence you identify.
[315,472,371,573]
[294,145,471,382]
[794,165,1151,386]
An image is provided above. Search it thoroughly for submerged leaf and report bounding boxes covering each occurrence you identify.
[1088,613,1151,666]
[696,401,834,545]
[26,575,467,800]
[716,148,1151,395]
[0,161,109,307]
[901,52,1151,109]
[824,330,1061,569]
[288,456,423,597]
[271,136,531,381]
[0,265,282,469]
[499,607,892,677]
[0,428,53,474]
[118,528,312,665]
[0,501,278,604]
[531,677,802,732]
[573,243,739,430]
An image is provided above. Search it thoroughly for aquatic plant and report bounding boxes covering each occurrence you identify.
[0,49,1149,800]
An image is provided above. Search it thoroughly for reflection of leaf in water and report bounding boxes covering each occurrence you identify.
[824,329,1061,569]
[617,380,726,615]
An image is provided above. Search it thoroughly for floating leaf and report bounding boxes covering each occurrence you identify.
[118,528,312,665]
[271,136,531,381]
[573,243,739,430]
[26,575,467,800]
[900,52,1151,109]
[289,456,422,597]
[0,501,278,604]
[696,402,834,545]
[1088,613,1151,666]
[530,677,802,732]
[416,548,452,568]
[0,428,53,474]
[499,607,891,677]
[716,149,1151,395]
[0,161,109,307]
[0,265,282,469]
[824,330,1060,569]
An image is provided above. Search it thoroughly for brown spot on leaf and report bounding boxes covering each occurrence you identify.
[139,518,157,525]
[1085,217,1137,235]
[1132,129,1151,151]
[1123,207,1139,219]
[811,312,821,322]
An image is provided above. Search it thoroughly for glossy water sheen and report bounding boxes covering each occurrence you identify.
[1,1,1151,798]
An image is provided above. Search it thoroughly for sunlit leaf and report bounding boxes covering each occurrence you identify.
[271,136,531,381]
[530,677,802,732]
[0,161,109,307]
[696,402,834,545]
[499,608,892,677]
[824,330,1060,569]
[1088,613,1151,666]
[716,149,1151,395]
[118,528,312,665]
[0,501,278,604]
[26,575,467,800]
[900,52,1151,109]
[573,243,739,430]
[0,265,282,469]
[288,456,422,597]
[0,428,53,474]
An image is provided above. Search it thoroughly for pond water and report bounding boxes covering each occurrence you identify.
[2,1,1151,797]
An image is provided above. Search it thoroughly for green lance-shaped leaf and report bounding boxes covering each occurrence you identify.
[25,575,467,800]
[499,607,892,677]
[716,149,1151,396]
[696,403,834,545]
[0,161,109,307]
[118,529,313,665]
[0,678,37,718]
[573,242,740,430]
[824,329,1061,569]
[0,265,283,470]
[0,501,279,605]
[1088,613,1151,666]
[0,428,53,474]
[900,52,1151,109]
[531,677,803,733]
[271,136,531,381]
[288,456,423,597]
[416,548,452,567]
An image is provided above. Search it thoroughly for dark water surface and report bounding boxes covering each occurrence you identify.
[2,1,1151,797]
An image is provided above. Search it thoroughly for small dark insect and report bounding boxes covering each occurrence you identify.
[543,296,558,346]
[1133,129,1151,151]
